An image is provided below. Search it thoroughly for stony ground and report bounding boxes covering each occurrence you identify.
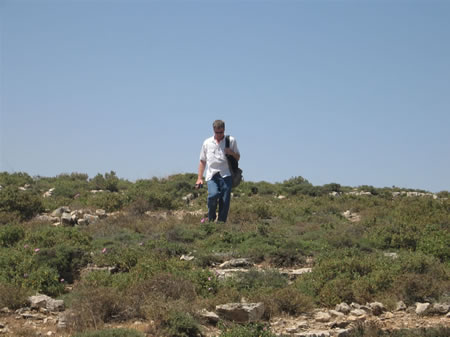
[1,300,449,337]
[1,258,449,337]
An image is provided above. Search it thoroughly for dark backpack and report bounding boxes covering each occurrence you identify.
[225,135,243,188]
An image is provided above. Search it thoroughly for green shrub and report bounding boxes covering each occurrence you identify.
[267,240,307,267]
[88,192,125,212]
[33,244,89,283]
[25,226,91,249]
[219,323,276,337]
[52,173,89,198]
[25,265,64,296]
[186,268,219,297]
[0,224,25,247]
[0,172,33,187]
[0,186,43,221]
[162,310,201,337]
[417,224,450,261]
[90,171,121,192]
[226,269,287,292]
[269,287,314,316]
[0,246,64,296]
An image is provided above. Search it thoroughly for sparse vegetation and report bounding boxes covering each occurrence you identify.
[0,171,448,336]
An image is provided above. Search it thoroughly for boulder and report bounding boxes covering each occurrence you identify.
[350,309,366,317]
[431,303,449,314]
[84,214,100,224]
[219,258,253,269]
[28,295,64,312]
[61,212,74,226]
[215,302,264,322]
[51,207,71,217]
[395,301,407,311]
[335,302,351,314]
[415,302,431,315]
[314,312,331,322]
[369,302,385,316]
[296,331,330,337]
[198,309,219,324]
[96,209,107,218]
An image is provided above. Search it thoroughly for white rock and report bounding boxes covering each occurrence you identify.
[314,312,331,322]
[415,302,431,315]
[335,302,351,314]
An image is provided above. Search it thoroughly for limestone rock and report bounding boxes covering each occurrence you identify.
[396,301,407,311]
[215,302,264,322]
[28,295,64,312]
[96,209,107,218]
[415,302,431,315]
[314,312,331,323]
[51,207,71,217]
[61,212,73,226]
[369,302,385,316]
[431,303,449,314]
[198,309,219,324]
[335,302,351,314]
[218,258,253,269]
[350,309,366,317]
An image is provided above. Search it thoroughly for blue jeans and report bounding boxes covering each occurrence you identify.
[207,174,232,222]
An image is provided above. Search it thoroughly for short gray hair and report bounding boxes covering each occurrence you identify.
[213,120,225,129]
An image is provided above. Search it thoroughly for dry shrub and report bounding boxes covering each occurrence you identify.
[67,286,132,332]
[392,273,448,305]
[273,287,314,315]
[0,283,29,309]
[126,273,200,334]
[198,287,241,311]
[9,326,37,337]
[319,277,354,307]
[145,272,197,301]
[254,287,314,319]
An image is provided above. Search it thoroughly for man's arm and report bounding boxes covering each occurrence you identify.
[196,160,206,187]
[225,148,240,161]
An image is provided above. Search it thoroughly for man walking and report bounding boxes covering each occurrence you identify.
[196,120,240,222]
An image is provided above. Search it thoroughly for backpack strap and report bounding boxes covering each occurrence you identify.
[225,135,230,148]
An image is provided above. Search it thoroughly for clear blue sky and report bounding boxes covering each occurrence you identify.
[1,0,449,192]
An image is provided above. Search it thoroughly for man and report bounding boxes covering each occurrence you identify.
[196,120,240,222]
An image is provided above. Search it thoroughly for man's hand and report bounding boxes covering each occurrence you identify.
[225,148,240,161]
[195,178,204,189]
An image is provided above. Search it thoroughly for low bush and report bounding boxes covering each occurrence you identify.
[68,286,132,331]
[88,192,125,212]
[0,282,29,309]
[0,186,44,221]
[260,286,314,317]
[162,310,201,337]
[219,323,276,337]
[0,224,25,247]
[225,269,287,292]
[72,329,145,337]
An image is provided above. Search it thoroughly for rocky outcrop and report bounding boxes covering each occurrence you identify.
[216,302,265,323]
[269,301,449,337]
[28,295,64,312]
[36,207,109,226]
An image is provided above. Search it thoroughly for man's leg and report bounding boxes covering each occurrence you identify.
[217,175,232,222]
[207,176,220,222]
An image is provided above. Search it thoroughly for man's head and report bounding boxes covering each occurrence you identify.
[213,120,225,141]
[213,120,225,130]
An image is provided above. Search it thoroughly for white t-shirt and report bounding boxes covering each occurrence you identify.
[200,135,240,181]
